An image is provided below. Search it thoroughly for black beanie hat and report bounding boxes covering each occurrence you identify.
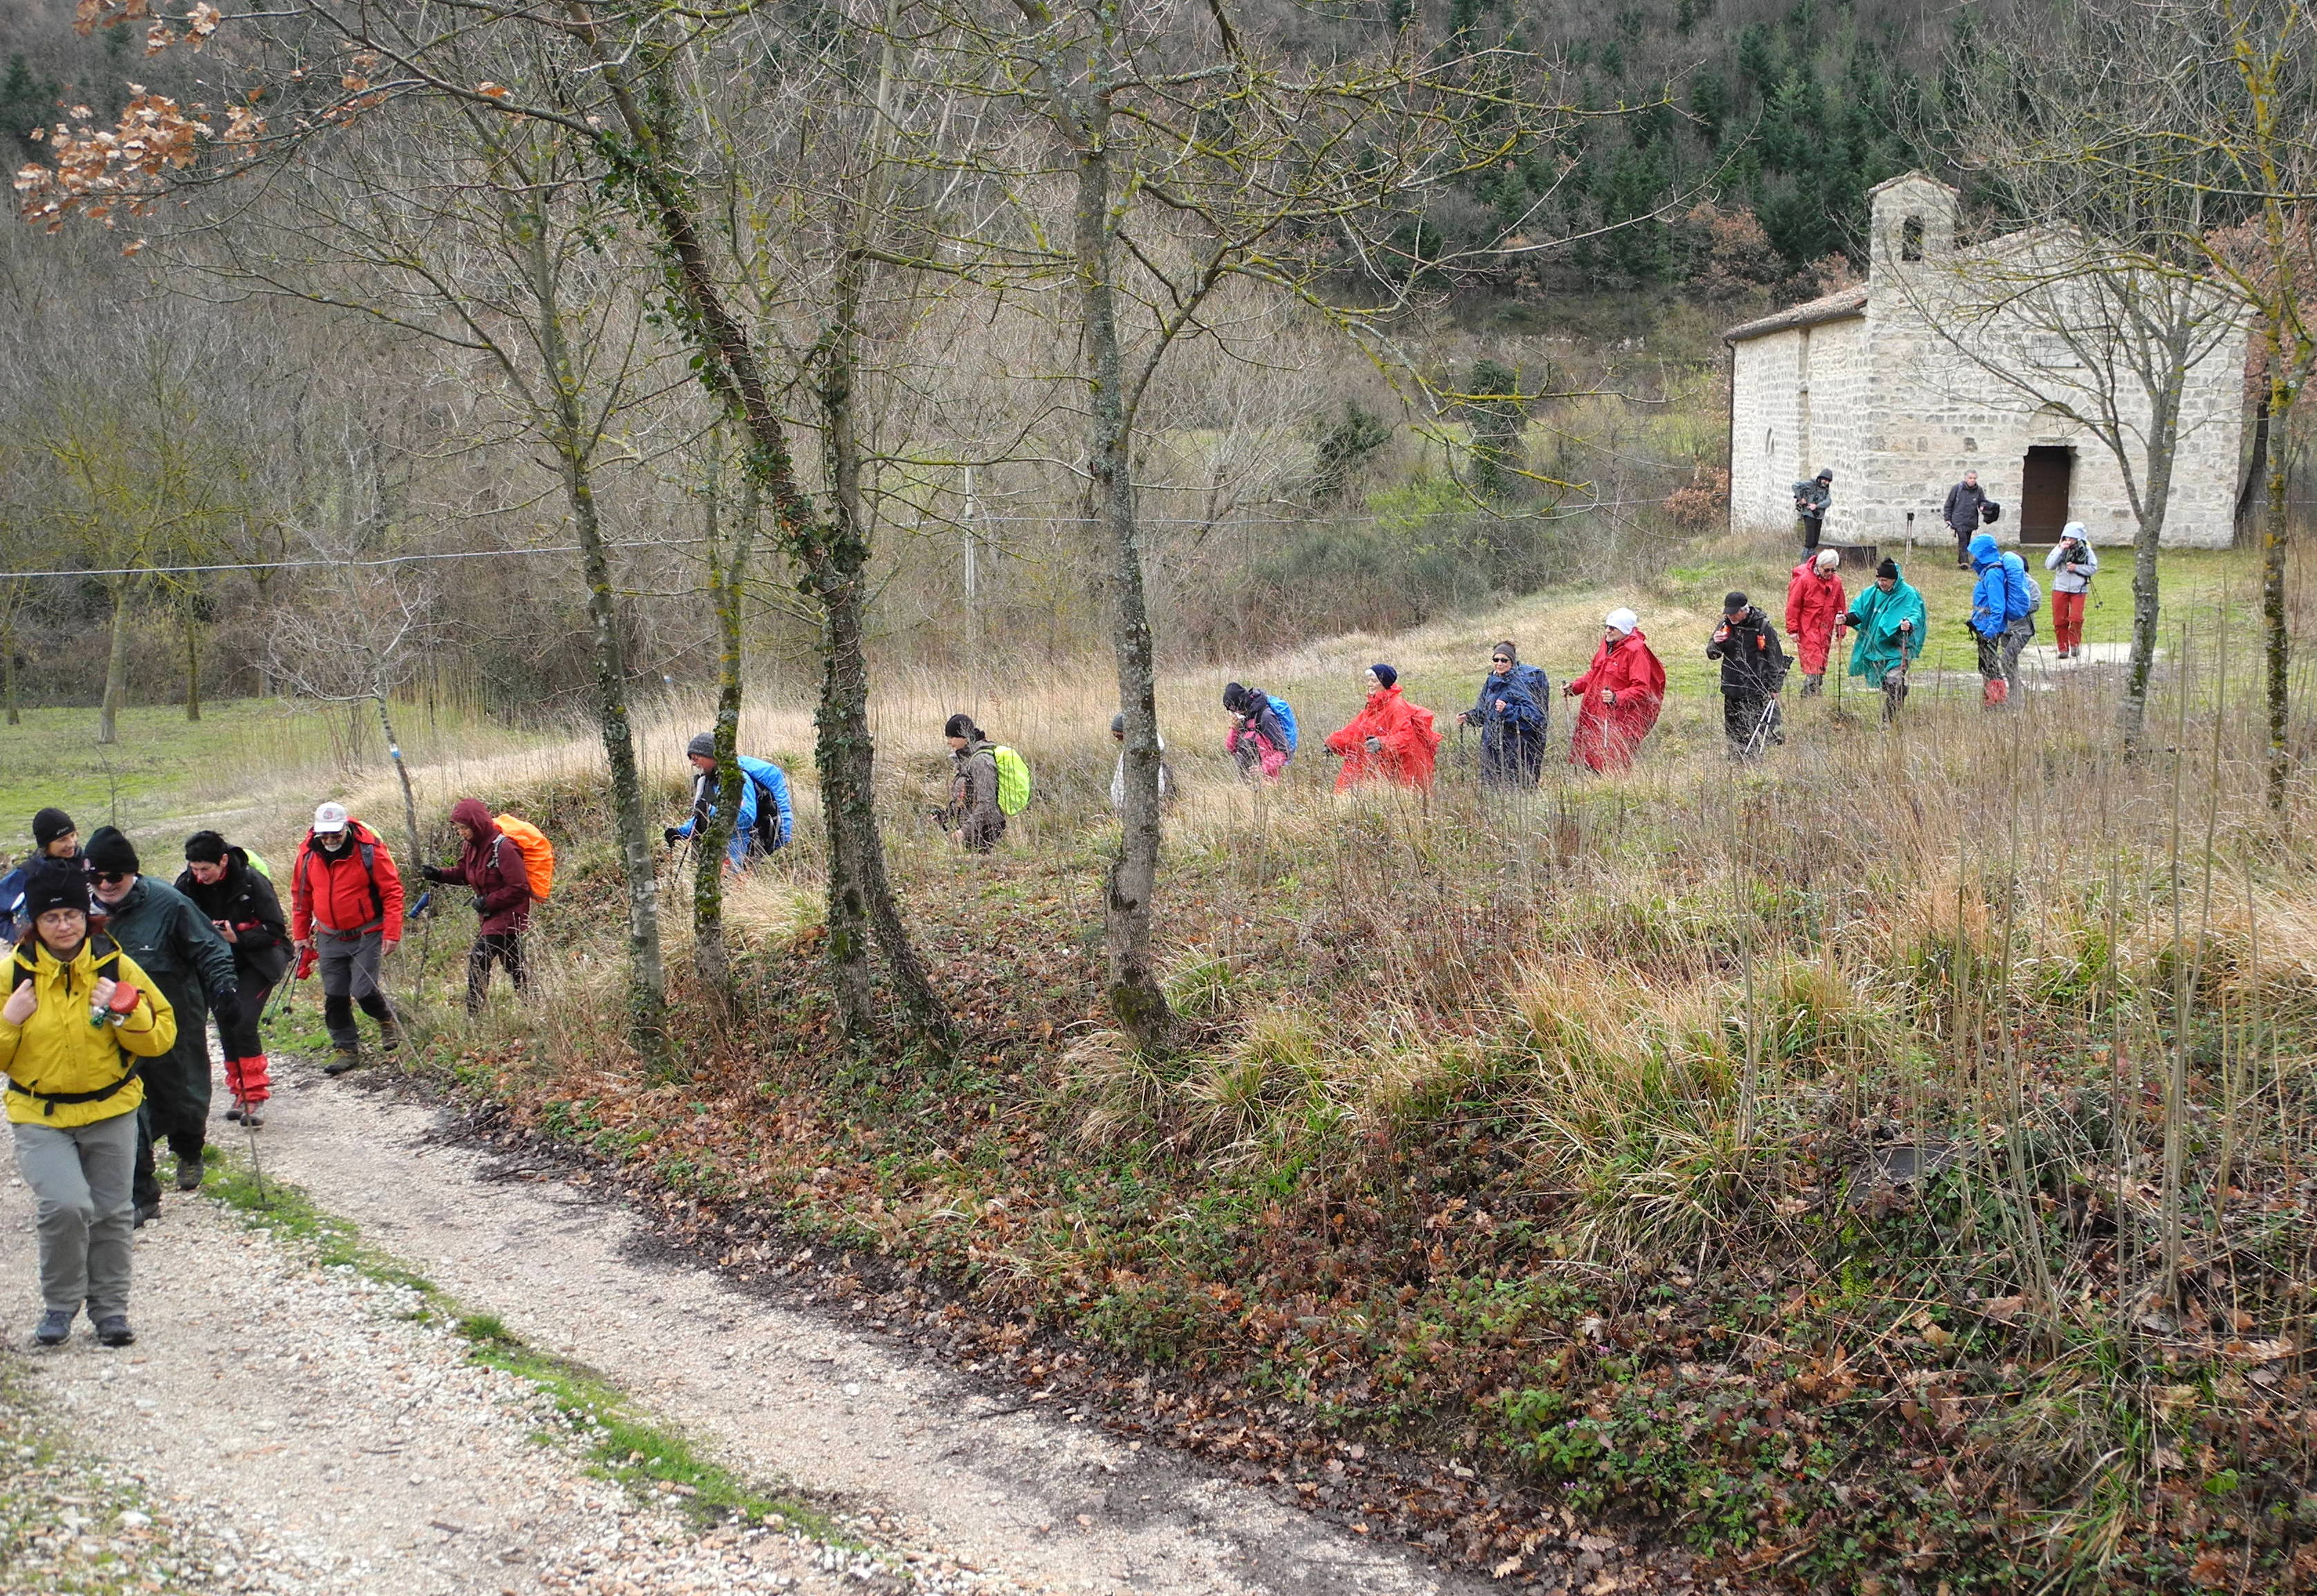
[1110,713,1126,736]
[685,731,717,760]
[19,860,90,922]
[942,713,978,740]
[1222,682,1250,714]
[1369,663,1398,689]
[32,807,75,849]
[1723,590,1750,614]
[83,825,139,877]
[184,829,229,865]
[1878,558,1900,579]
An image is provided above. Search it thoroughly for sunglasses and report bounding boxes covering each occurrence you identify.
[1491,655,1512,665]
[93,871,131,885]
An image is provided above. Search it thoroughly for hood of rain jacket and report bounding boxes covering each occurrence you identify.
[1970,534,2009,636]
[1847,567,1927,677]
[1323,685,1440,791]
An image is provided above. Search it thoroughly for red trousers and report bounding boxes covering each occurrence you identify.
[2052,590,2087,652]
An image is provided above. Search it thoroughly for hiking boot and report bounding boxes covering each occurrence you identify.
[133,1201,160,1229]
[241,1105,265,1129]
[225,1102,243,1122]
[93,1316,135,1348]
[176,1151,205,1192]
[378,1023,403,1056]
[324,1048,363,1077]
[33,1309,73,1347]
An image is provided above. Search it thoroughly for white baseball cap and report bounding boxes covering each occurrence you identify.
[312,802,350,834]
[1603,608,1639,635]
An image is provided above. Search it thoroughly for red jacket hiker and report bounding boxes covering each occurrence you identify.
[421,799,533,936]
[1324,668,1440,791]
[1784,554,1847,678]
[290,818,406,945]
[1567,619,1666,773]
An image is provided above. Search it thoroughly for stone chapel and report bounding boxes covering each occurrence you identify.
[1724,172,2251,550]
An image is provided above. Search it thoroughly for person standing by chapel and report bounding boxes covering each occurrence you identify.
[1943,470,1989,570]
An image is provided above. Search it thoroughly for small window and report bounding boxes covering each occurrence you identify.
[1766,427,1775,458]
[1901,215,1924,262]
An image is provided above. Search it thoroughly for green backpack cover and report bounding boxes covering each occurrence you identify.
[991,746,1031,816]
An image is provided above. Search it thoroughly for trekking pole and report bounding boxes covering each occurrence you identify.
[408,889,438,1015]
[240,1094,270,1209]
[1744,695,1780,760]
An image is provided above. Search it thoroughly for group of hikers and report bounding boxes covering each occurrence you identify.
[6,501,2095,1347]
[0,719,823,1347]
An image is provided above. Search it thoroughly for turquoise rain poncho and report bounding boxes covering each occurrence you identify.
[1847,564,1928,681]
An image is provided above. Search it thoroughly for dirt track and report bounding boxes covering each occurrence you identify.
[7,1048,1515,1595]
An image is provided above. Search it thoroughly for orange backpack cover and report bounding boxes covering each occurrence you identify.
[493,814,555,902]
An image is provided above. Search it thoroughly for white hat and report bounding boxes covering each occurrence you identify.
[312,802,350,834]
[2061,521,2087,541]
[1603,607,1638,635]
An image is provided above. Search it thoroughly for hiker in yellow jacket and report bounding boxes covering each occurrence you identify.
[3,861,176,1348]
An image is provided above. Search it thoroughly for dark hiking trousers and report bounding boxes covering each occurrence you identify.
[132,1049,213,1211]
[466,932,526,1012]
[213,978,275,1059]
[1724,692,1778,759]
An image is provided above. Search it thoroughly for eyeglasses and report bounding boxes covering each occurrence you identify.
[1490,656,1512,666]
[93,872,131,885]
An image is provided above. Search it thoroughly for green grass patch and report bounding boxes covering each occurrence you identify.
[200,1151,840,1541]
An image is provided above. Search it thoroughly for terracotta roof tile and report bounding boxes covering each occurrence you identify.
[1722,282,1870,345]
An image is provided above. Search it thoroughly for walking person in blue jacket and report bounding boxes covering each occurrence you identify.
[665,732,794,873]
[1456,640,1550,789]
[1999,550,2040,695]
[1967,533,2014,708]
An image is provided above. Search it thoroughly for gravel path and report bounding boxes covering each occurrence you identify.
[2,1053,1522,1595]
[1,1166,861,1595]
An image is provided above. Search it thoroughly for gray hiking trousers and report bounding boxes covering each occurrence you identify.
[2002,617,2034,691]
[13,1108,138,1318]
[317,928,394,1052]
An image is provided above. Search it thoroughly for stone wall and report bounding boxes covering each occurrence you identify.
[1730,174,2250,552]
[1729,316,1873,540]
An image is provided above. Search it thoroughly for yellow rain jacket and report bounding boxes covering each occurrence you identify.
[1,934,176,1127]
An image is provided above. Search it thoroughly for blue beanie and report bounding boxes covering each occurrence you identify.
[1369,663,1398,689]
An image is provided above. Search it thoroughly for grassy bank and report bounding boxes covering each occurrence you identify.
[19,538,2311,1592]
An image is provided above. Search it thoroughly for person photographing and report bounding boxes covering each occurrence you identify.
[175,831,289,1127]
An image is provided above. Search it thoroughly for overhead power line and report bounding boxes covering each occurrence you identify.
[0,536,712,582]
[0,494,1679,581]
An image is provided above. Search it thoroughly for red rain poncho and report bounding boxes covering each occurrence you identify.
[1784,559,1847,676]
[1324,685,1440,791]
[1567,629,1665,772]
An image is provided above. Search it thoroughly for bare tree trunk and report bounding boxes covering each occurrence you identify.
[582,40,943,1044]
[182,602,202,722]
[2120,384,2180,749]
[99,578,131,745]
[3,617,19,727]
[2263,371,2294,812]
[1067,69,1173,1052]
[375,689,424,868]
[692,446,752,1001]
[816,250,943,1041]
[516,207,668,1063]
